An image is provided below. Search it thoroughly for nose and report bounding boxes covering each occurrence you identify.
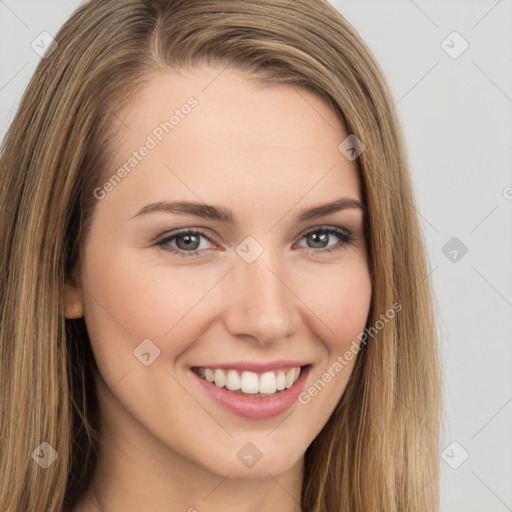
[222,247,298,346]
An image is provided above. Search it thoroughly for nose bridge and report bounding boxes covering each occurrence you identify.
[224,238,296,344]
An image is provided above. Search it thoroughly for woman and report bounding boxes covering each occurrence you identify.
[0,0,441,510]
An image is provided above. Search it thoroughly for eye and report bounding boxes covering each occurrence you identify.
[295,226,354,255]
[155,226,354,258]
[156,229,214,257]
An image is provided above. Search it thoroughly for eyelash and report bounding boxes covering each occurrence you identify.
[155,226,354,258]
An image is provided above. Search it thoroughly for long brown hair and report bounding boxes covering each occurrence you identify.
[0,1,441,510]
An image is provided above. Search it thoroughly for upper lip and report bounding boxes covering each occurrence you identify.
[191,360,311,373]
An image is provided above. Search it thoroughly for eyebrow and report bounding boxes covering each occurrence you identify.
[130,197,366,223]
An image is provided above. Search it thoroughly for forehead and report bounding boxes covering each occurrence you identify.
[98,66,362,220]
[115,66,352,155]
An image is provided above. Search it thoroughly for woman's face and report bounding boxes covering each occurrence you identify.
[67,65,372,480]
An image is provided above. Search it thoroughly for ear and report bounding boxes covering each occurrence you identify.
[64,264,84,319]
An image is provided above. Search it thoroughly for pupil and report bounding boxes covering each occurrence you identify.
[178,234,199,250]
[309,232,327,248]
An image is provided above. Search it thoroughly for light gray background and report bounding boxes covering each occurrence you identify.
[1,1,511,510]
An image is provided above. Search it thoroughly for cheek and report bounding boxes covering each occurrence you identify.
[296,257,372,354]
[80,244,223,369]
[282,259,371,442]
[327,276,372,351]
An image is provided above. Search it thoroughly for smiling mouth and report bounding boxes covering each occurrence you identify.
[191,365,309,397]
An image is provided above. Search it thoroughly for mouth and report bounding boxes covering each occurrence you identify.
[191,365,306,397]
[189,363,312,419]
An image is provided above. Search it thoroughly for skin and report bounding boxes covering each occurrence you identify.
[67,65,372,512]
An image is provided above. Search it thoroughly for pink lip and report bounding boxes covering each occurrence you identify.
[191,360,310,373]
[191,364,311,420]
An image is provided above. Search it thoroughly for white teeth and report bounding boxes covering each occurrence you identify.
[276,370,286,391]
[214,369,226,388]
[259,371,277,394]
[196,366,303,396]
[226,369,241,391]
[285,368,295,389]
[240,371,259,394]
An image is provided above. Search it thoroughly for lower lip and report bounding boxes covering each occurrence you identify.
[191,365,311,420]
